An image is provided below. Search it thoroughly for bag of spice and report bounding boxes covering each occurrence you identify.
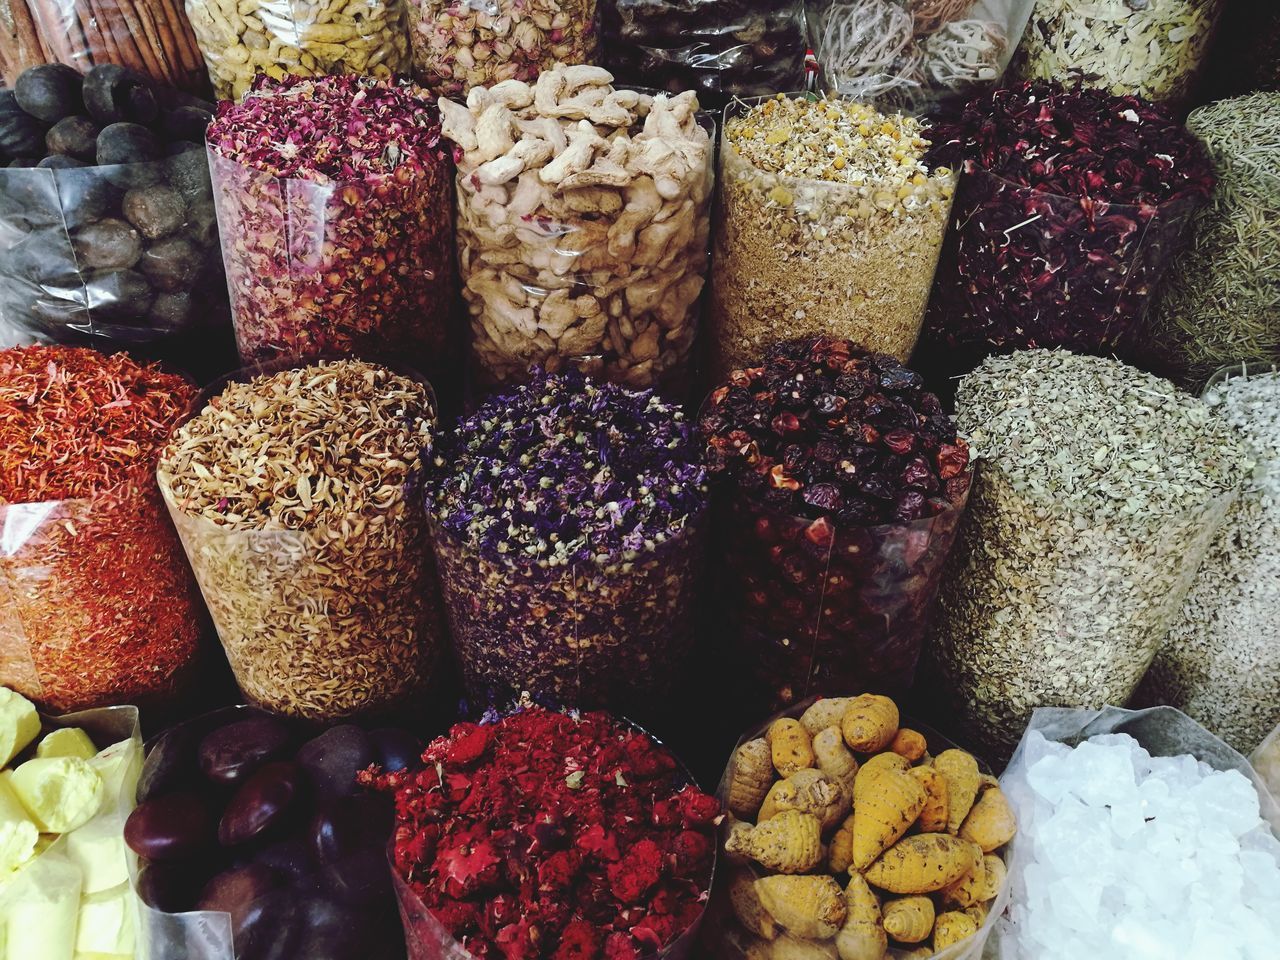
[810,0,1036,106]
[207,75,457,386]
[1132,364,1280,754]
[700,339,971,709]
[428,369,708,716]
[600,0,807,109]
[365,706,718,960]
[1010,0,1228,109]
[184,0,410,101]
[0,345,204,714]
[914,81,1214,390]
[157,358,442,723]
[440,66,713,394]
[0,65,234,379]
[927,350,1253,757]
[408,0,598,98]
[710,94,955,381]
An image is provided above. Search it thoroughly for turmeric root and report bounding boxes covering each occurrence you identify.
[959,786,1017,853]
[729,738,777,818]
[932,911,979,952]
[800,697,855,736]
[882,896,935,944]
[830,813,856,873]
[757,935,840,960]
[724,809,824,873]
[724,818,755,864]
[889,728,927,763]
[841,695,899,753]
[963,900,991,927]
[940,845,997,908]
[729,867,780,940]
[864,834,980,894]
[835,873,887,960]
[859,751,911,778]
[910,766,950,834]
[768,718,816,777]
[933,749,981,834]
[755,875,848,939]
[760,769,848,828]
[851,760,925,871]
[813,726,858,795]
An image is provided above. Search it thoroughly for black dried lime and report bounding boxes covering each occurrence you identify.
[46,116,100,161]
[149,290,193,329]
[14,64,83,124]
[139,237,201,291]
[37,155,86,169]
[73,218,143,270]
[97,122,160,166]
[123,185,185,239]
[89,268,153,321]
[160,105,214,144]
[0,99,48,160]
[83,65,158,126]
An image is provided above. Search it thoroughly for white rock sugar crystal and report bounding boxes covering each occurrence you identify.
[1001,732,1280,960]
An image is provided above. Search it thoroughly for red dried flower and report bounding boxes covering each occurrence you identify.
[607,839,664,905]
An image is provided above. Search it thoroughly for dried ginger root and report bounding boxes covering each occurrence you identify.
[841,695,899,753]
[933,910,979,951]
[851,759,925,870]
[882,896,935,944]
[768,718,816,776]
[725,809,824,873]
[932,749,981,834]
[910,766,950,833]
[835,873,887,960]
[864,834,978,894]
[755,875,848,939]
[800,697,855,735]
[729,737,776,818]
[960,785,1017,852]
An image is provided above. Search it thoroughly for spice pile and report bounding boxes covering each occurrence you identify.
[918,81,1214,381]
[711,95,955,377]
[363,707,718,960]
[931,350,1253,753]
[1146,92,1280,388]
[700,338,971,703]
[157,359,438,721]
[441,65,713,392]
[1137,368,1280,752]
[207,75,454,375]
[429,368,707,709]
[0,345,201,712]
[716,694,1016,960]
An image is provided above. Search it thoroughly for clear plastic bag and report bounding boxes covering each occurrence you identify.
[600,0,809,108]
[208,147,456,379]
[183,0,411,101]
[714,491,967,710]
[0,485,205,713]
[430,511,706,714]
[810,0,1036,106]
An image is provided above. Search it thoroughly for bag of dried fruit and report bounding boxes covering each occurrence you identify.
[441,65,713,395]
[0,688,143,960]
[601,0,808,108]
[700,338,971,711]
[709,694,1015,960]
[0,346,205,715]
[368,705,718,960]
[0,64,234,379]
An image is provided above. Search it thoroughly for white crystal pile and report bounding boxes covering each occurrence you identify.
[1001,732,1280,960]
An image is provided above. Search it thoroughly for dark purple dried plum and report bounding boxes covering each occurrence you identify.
[45,116,99,161]
[122,185,185,239]
[14,64,83,123]
[83,64,158,126]
[97,122,160,166]
[72,218,142,270]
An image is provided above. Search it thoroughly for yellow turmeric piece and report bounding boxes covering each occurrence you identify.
[841,695,899,753]
[933,749,981,834]
[889,728,927,762]
[882,896,935,944]
[724,809,824,873]
[910,766,950,833]
[729,738,777,818]
[835,873,887,960]
[760,768,848,828]
[728,866,780,940]
[859,751,910,778]
[830,812,856,873]
[864,834,980,894]
[755,874,848,939]
[813,726,858,795]
[800,697,855,736]
[941,844,996,908]
[851,760,925,871]
[932,911,979,952]
[750,935,840,960]
[768,718,816,777]
[960,786,1018,853]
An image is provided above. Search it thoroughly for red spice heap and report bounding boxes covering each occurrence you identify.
[0,345,196,503]
[362,708,719,960]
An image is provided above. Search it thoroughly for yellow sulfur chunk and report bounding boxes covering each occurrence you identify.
[933,911,979,952]
[88,740,142,812]
[36,729,96,762]
[882,897,935,944]
[841,696,899,753]
[724,810,824,874]
[6,876,79,960]
[75,886,135,956]
[800,698,854,736]
[729,738,776,818]
[0,688,40,767]
[960,786,1018,853]
[0,774,38,877]
[10,757,104,834]
[65,814,129,894]
[910,766,950,833]
[865,834,980,894]
[755,874,848,939]
[851,759,925,871]
[728,867,780,941]
[933,750,981,835]
[835,873,886,960]
[767,719,815,777]
[760,769,848,829]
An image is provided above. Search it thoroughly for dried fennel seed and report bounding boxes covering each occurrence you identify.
[1013,0,1227,106]
[1147,93,1280,389]
[158,359,439,721]
[929,350,1252,753]
[711,94,955,376]
[1137,369,1280,752]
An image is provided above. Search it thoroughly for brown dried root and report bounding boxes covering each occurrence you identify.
[816,0,919,99]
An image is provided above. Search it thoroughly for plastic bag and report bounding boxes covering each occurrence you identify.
[600,0,809,108]
[0,150,235,376]
[0,0,210,94]
[994,705,1280,958]
[810,0,1036,106]
[183,0,411,101]
[707,696,1011,960]
[1252,724,1280,801]
[0,704,143,960]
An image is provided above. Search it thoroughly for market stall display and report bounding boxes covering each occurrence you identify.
[1134,364,1280,754]
[0,345,203,713]
[710,693,1016,959]
[184,0,411,100]
[700,338,970,708]
[429,368,707,713]
[363,706,718,960]
[157,358,440,722]
[0,65,228,363]
[1145,92,1280,389]
[442,65,713,392]
[601,0,806,108]
[128,705,421,960]
[1011,0,1228,107]
[409,0,598,97]
[916,81,1214,387]
[710,94,955,378]
[208,75,456,380]
[928,350,1253,755]
[995,706,1280,960]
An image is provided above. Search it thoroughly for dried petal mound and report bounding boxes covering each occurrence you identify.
[361,707,718,960]
[700,337,969,525]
